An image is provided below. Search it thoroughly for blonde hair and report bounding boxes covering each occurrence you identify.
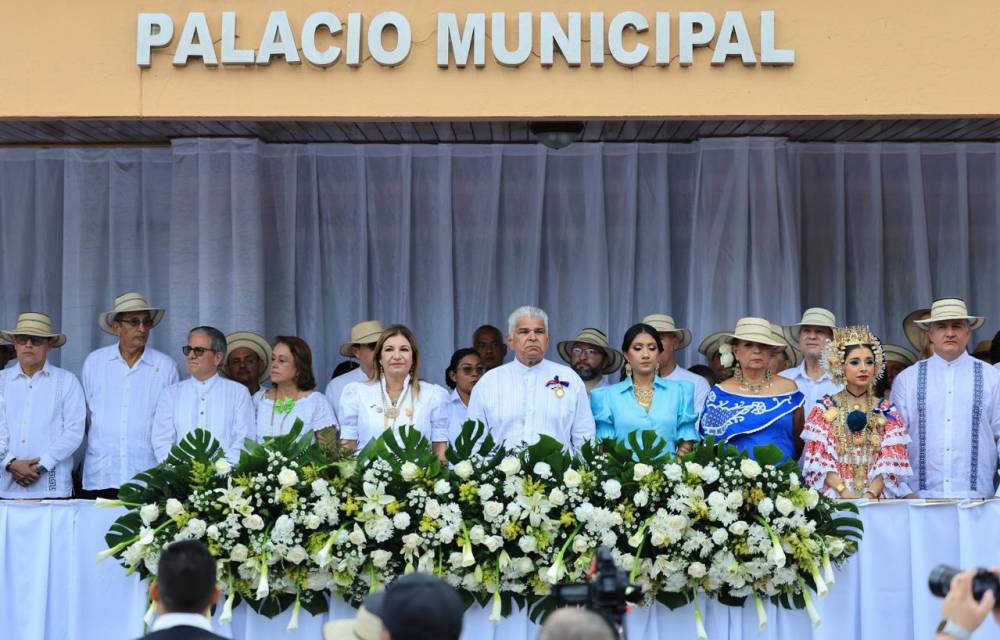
[373,324,421,395]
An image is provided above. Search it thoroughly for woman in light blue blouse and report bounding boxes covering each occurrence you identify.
[590,323,699,454]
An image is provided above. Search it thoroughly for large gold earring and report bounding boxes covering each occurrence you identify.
[733,362,743,379]
[654,363,660,376]
[625,363,633,377]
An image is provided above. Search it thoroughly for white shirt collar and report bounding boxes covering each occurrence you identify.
[448,388,469,406]
[928,350,972,368]
[191,372,220,389]
[510,357,546,373]
[789,360,831,383]
[111,344,153,367]
[10,359,52,380]
[149,612,214,633]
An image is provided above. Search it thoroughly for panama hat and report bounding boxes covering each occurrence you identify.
[98,292,165,335]
[882,344,918,366]
[902,307,931,352]
[784,307,837,346]
[1,312,66,348]
[972,339,992,360]
[323,604,383,640]
[557,328,625,375]
[913,298,985,331]
[641,314,692,349]
[225,331,272,383]
[723,317,786,348]
[340,320,384,357]
[770,323,802,367]
[697,331,727,360]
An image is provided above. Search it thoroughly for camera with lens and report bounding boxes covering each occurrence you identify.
[553,546,644,639]
[929,564,1000,608]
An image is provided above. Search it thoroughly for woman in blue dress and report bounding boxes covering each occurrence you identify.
[590,323,698,454]
[698,317,805,463]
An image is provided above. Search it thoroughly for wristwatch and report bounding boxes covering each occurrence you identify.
[4,458,15,472]
[36,464,48,474]
[936,618,972,640]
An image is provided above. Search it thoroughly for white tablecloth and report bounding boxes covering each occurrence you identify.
[2,499,999,640]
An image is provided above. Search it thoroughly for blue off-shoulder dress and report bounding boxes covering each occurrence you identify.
[697,386,804,463]
[590,377,699,451]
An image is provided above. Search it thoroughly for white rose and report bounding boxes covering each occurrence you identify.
[206,525,220,540]
[231,544,249,562]
[401,462,420,481]
[454,461,474,480]
[600,531,617,547]
[277,467,298,487]
[286,546,308,564]
[788,472,801,488]
[371,549,392,568]
[633,463,653,481]
[740,459,762,479]
[243,514,264,530]
[484,536,503,552]
[533,462,552,479]
[483,501,503,520]
[273,514,295,539]
[727,491,744,508]
[165,498,184,518]
[828,538,846,557]
[666,515,688,531]
[687,562,707,578]
[186,518,207,539]
[805,489,820,509]
[304,514,322,530]
[214,458,232,476]
[140,504,160,526]
[469,525,486,545]
[775,496,794,517]
[711,528,729,545]
[348,525,367,546]
[701,464,720,484]
[664,463,683,482]
[424,500,442,519]
[684,462,704,479]
[499,457,521,477]
[562,468,582,488]
[434,479,451,495]
[393,513,412,530]
[757,497,774,518]
[516,557,535,574]
[518,536,538,554]
[311,479,329,495]
[650,532,666,547]
[548,488,566,506]
[602,479,622,500]
[572,536,591,554]
[633,489,649,508]
[478,484,496,501]
[728,521,749,536]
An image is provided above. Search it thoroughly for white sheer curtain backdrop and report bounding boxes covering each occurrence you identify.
[1,139,998,385]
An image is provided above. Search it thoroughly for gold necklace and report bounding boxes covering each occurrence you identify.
[735,368,772,393]
[633,380,654,412]
[832,390,882,494]
[380,378,414,431]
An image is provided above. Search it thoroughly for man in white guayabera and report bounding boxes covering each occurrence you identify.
[466,306,595,451]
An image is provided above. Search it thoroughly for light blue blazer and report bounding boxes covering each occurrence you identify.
[590,376,698,451]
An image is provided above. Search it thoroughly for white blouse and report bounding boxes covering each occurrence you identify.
[253,389,335,439]
[338,376,449,449]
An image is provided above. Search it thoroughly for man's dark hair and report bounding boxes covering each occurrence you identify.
[156,540,217,613]
[473,324,503,341]
[332,359,361,379]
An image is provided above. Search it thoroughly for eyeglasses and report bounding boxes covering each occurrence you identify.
[570,347,601,358]
[118,318,155,329]
[12,335,51,346]
[182,346,216,357]
[458,364,485,375]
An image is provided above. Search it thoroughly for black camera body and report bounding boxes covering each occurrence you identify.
[929,564,1000,609]
[553,546,644,639]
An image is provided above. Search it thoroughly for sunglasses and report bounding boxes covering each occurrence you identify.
[182,346,217,357]
[458,364,485,375]
[12,335,52,346]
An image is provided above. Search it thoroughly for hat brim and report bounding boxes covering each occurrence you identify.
[722,333,786,349]
[0,331,65,348]
[98,308,165,335]
[697,332,727,358]
[557,340,625,375]
[652,328,692,350]
[784,322,836,348]
[340,331,382,357]
[913,315,985,332]
[226,333,273,383]
[902,308,931,350]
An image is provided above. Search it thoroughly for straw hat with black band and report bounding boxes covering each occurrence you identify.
[641,314,693,350]
[557,327,624,375]
[340,320,384,357]
[902,307,931,353]
[697,331,727,360]
[913,298,985,331]
[98,292,165,335]
[770,322,802,368]
[225,331,272,383]
[882,344,918,367]
[783,307,837,348]
[1,312,66,348]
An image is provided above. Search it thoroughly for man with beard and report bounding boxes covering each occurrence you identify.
[780,307,842,418]
[224,331,270,396]
[557,328,623,395]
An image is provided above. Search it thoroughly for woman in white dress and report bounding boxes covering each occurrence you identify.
[339,324,449,460]
[253,336,335,440]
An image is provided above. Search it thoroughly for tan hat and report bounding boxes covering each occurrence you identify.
[902,307,931,352]
[641,314,692,349]
[913,298,985,331]
[557,328,625,375]
[784,307,836,346]
[98,292,165,335]
[340,320,384,357]
[723,317,786,348]
[1,312,66,348]
[972,339,992,359]
[882,344,918,366]
[770,323,802,367]
[225,331,272,383]
[697,331,727,359]
[323,605,383,640]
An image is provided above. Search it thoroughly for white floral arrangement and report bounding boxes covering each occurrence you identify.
[100,423,862,637]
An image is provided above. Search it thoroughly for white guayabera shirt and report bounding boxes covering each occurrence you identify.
[81,344,180,490]
[892,352,1000,499]
[466,358,595,451]
[0,361,86,498]
[151,374,254,463]
[779,361,843,419]
[324,366,368,425]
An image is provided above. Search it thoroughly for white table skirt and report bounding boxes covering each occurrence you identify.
[2,499,999,640]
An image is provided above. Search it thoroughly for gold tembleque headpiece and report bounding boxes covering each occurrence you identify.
[820,325,885,384]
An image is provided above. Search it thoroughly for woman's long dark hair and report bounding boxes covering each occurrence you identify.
[619,323,663,382]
